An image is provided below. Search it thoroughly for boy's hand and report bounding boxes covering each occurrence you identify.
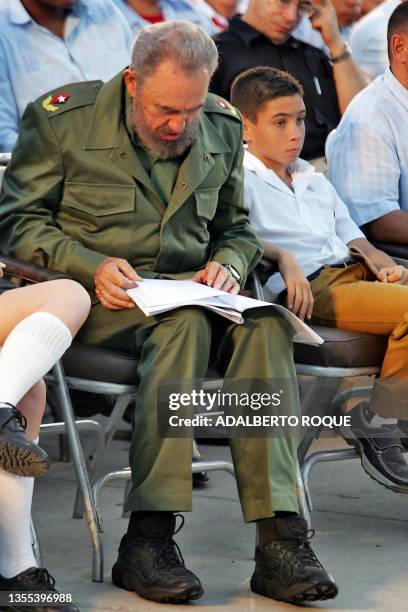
[377,265,408,285]
[279,252,314,320]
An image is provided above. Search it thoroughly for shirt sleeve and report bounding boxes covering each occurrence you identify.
[0,39,19,152]
[0,101,106,289]
[210,121,262,285]
[328,181,365,243]
[350,21,388,81]
[328,116,400,228]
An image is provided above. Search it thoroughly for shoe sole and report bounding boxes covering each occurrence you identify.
[250,573,338,603]
[339,427,408,494]
[0,438,50,478]
[112,563,204,603]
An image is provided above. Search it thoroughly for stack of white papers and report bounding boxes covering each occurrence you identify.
[127,279,323,346]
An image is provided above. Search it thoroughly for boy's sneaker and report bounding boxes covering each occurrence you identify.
[250,516,338,604]
[340,402,408,492]
[0,566,79,611]
[0,404,49,477]
[112,512,203,603]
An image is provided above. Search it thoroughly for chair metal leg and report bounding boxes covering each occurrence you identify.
[301,448,359,517]
[51,361,104,582]
[73,394,134,519]
[296,461,311,529]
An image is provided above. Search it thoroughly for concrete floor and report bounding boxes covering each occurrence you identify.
[31,422,408,612]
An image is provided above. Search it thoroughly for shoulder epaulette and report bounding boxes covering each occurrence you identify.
[204,92,241,121]
[36,80,103,117]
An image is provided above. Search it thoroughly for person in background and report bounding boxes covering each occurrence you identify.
[111,0,215,34]
[294,0,362,49]
[211,0,367,166]
[329,1,408,244]
[0,0,132,152]
[350,0,399,79]
[188,0,238,31]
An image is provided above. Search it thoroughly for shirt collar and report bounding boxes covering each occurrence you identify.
[243,149,317,196]
[383,67,408,112]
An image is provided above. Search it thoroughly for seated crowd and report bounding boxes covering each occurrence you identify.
[0,0,407,610]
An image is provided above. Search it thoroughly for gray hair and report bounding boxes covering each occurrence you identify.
[130,21,219,83]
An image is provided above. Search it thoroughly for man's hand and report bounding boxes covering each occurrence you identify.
[377,265,408,286]
[192,262,240,294]
[311,0,344,54]
[0,262,5,279]
[94,257,142,310]
[279,251,314,320]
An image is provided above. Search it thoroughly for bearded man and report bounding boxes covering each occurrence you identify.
[0,22,337,606]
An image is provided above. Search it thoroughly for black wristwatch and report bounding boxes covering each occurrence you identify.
[223,264,241,283]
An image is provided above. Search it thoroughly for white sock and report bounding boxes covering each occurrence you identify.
[0,312,72,407]
[0,436,39,577]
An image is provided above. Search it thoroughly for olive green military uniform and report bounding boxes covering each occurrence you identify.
[0,72,299,521]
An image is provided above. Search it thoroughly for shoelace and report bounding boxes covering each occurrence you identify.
[275,528,322,569]
[151,514,185,569]
[25,568,56,591]
[1,405,27,431]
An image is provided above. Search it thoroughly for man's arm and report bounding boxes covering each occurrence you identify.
[311,0,367,113]
[364,211,408,245]
[348,237,408,284]
[0,101,107,290]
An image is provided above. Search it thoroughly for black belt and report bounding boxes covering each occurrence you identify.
[306,259,354,283]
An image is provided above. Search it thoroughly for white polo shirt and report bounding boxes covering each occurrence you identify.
[243,150,364,300]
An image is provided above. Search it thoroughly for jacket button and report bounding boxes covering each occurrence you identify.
[204,153,210,161]
[180,181,188,190]
[119,150,126,159]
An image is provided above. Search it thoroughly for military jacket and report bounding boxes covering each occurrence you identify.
[0,72,262,292]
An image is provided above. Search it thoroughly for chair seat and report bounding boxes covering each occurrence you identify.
[294,325,387,368]
[62,342,139,385]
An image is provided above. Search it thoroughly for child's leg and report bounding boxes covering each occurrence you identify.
[0,280,90,476]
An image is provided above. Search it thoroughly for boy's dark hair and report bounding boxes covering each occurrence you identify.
[231,66,304,122]
[387,0,408,62]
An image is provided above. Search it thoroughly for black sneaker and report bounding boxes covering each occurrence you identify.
[0,567,79,611]
[0,405,49,477]
[250,516,338,604]
[112,512,203,603]
[340,402,408,492]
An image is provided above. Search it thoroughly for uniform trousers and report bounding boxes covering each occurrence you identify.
[77,304,300,522]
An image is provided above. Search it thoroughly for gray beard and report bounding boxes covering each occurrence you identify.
[130,100,200,160]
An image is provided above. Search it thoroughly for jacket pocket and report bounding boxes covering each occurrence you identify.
[195,187,219,220]
[62,182,135,216]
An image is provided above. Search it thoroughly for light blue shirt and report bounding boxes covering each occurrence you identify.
[0,0,132,152]
[112,0,215,35]
[327,68,408,228]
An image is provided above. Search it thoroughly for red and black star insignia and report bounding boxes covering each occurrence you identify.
[42,92,71,112]
[215,98,238,115]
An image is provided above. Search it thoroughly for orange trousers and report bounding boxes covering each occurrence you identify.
[309,263,408,418]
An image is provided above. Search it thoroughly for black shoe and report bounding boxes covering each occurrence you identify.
[0,405,49,477]
[250,516,338,604]
[0,567,79,611]
[192,471,209,488]
[340,402,408,492]
[112,512,203,603]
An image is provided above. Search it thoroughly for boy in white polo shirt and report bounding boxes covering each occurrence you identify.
[231,66,408,494]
